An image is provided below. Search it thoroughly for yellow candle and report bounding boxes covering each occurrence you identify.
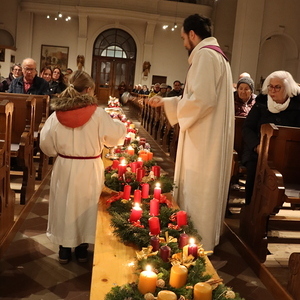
[169,264,188,289]
[157,290,177,300]
[193,282,212,300]
[138,265,157,295]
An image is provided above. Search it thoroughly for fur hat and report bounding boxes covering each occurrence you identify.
[237,77,254,92]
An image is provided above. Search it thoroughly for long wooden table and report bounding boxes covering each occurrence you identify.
[90,151,220,299]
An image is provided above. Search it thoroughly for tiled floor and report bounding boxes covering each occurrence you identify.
[0,103,289,300]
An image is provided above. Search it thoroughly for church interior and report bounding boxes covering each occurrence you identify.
[1,0,300,299]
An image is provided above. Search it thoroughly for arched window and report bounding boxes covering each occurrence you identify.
[93,29,136,59]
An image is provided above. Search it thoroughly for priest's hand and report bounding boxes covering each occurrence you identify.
[148,95,164,107]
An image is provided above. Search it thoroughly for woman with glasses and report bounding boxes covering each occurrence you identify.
[242,70,300,204]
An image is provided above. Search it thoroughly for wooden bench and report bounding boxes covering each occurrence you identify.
[240,123,300,262]
[0,93,50,180]
[0,94,36,204]
[0,100,15,243]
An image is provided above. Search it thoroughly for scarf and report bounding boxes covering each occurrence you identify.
[267,95,290,113]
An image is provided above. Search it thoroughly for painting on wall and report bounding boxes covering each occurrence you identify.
[40,45,69,72]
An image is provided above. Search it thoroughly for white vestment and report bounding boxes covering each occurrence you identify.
[40,108,126,247]
[163,37,234,250]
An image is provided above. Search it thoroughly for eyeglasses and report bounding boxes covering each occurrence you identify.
[267,84,282,92]
[23,67,36,72]
[13,69,22,72]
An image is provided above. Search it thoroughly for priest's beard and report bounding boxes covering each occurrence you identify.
[187,39,195,56]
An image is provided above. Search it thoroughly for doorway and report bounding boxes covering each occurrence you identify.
[92,29,137,104]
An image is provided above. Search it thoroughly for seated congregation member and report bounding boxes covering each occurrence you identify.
[8,58,49,95]
[40,70,126,264]
[139,84,149,95]
[167,80,183,97]
[0,63,22,92]
[242,70,300,204]
[157,83,168,97]
[148,82,160,98]
[40,66,53,83]
[234,76,256,116]
[49,67,67,96]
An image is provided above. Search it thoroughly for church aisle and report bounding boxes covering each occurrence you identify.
[0,103,274,299]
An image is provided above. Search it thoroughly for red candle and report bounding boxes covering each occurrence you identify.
[177,211,187,227]
[123,185,131,200]
[188,238,198,258]
[160,245,171,262]
[150,198,160,216]
[124,136,131,146]
[179,233,189,249]
[130,161,138,173]
[148,216,160,235]
[129,203,143,222]
[137,158,144,168]
[150,236,160,251]
[118,160,127,177]
[151,165,160,178]
[134,189,142,203]
[153,183,161,200]
[136,168,145,182]
[142,183,149,199]
[112,159,119,170]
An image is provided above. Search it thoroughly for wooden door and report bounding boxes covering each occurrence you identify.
[92,57,135,105]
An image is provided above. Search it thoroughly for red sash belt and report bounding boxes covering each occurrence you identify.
[58,153,101,159]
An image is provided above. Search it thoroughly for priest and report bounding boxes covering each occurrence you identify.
[149,14,234,251]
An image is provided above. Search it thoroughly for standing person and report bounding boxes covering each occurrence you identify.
[149,14,234,251]
[8,58,49,95]
[40,70,126,264]
[49,67,67,96]
[242,70,300,205]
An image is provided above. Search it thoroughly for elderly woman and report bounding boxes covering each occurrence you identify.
[234,76,256,116]
[242,70,300,204]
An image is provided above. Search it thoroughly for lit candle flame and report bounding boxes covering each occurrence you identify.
[189,238,195,245]
[145,265,152,272]
[121,159,126,165]
[134,202,141,209]
[155,182,161,188]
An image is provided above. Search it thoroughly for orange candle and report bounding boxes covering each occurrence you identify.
[147,151,153,160]
[139,153,148,161]
[169,265,188,289]
[157,290,177,300]
[193,282,212,300]
[127,145,135,155]
[138,265,157,295]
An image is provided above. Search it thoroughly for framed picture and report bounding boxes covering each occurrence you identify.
[0,48,5,62]
[40,44,69,72]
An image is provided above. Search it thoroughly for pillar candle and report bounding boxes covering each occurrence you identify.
[127,145,135,155]
[111,159,119,170]
[150,236,160,252]
[139,153,148,162]
[137,157,144,168]
[147,151,153,161]
[150,198,160,216]
[157,290,177,300]
[152,165,161,178]
[134,189,142,204]
[177,210,187,227]
[153,183,161,200]
[129,203,142,223]
[179,233,189,249]
[124,136,131,146]
[159,245,171,262]
[130,161,138,173]
[188,238,198,258]
[136,168,145,182]
[169,265,188,289]
[138,265,157,295]
[193,282,212,300]
[123,185,131,200]
[118,160,127,177]
[148,216,160,235]
[141,183,149,199]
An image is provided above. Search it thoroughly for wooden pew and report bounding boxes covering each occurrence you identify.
[0,100,15,243]
[0,93,50,180]
[240,123,300,263]
[0,94,36,204]
[288,252,300,300]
